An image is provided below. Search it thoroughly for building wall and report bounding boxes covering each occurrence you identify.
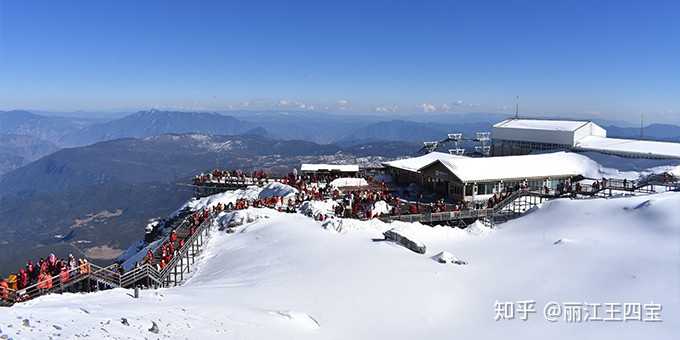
[573,122,607,143]
[420,162,465,201]
[492,121,607,156]
[492,126,577,146]
[387,167,423,186]
[492,139,571,156]
[420,161,579,203]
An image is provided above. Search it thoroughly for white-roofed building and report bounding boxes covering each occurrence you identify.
[492,118,680,160]
[418,152,601,202]
[492,118,606,156]
[382,152,467,185]
[300,164,359,177]
[575,136,680,160]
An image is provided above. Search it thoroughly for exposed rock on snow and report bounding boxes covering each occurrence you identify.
[257,182,298,199]
[552,238,576,246]
[299,199,337,217]
[216,210,260,230]
[384,228,426,254]
[321,218,343,232]
[148,321,159,334]
[270,310,320,330]
[433,251,467,265]
[626,199,653,211]
[671,165,680,176]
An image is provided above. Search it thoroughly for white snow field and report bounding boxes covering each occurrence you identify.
[2,193,679,339]
[183,182,298,211]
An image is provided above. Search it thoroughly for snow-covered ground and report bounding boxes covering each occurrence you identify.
[328,177,368,189]
[183,182,298,212]
[3,190,678,339]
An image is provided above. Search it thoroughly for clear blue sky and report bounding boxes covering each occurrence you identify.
[0,0,678,123]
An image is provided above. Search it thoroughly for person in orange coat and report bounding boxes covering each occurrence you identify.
[80,259,91,274]
[60,266,70,285]
[0,279,8,300]
[44,271,53,290]
[37,271,47,293]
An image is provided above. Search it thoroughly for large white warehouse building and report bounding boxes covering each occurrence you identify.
[492,119,607,156]
[492,118,680,160]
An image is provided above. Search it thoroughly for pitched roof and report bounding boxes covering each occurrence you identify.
[493,119,591,132]
[575,136,680,159]
[421,151,600,182]
[382,152,467,172]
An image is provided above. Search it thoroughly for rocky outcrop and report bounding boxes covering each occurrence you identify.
[383,229,426,254]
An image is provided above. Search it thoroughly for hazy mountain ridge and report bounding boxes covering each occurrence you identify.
[58,110,263,146]
[336,120,495,144]
[0,134,60,176]
[604,123,680,142]
[0,110,95,143]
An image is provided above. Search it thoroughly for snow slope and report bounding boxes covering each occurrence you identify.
[183,182,298,212]
[2,193,679,339]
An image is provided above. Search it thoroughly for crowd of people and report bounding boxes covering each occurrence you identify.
[1,253,92,303]
[193,168,643,221]
[140,206,217,272]
[193,169,270,186]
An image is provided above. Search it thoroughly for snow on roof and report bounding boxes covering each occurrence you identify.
[493,118,591,132]
[329,177,369,188]
[424,151,601,182]
[382,152,467,173]
[575,136,680,160]
[300,164,359,172]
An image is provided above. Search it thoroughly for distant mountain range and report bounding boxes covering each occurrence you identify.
[227,110,512,144]
[0,110,95,142]
[335,120,495,145]
[58,110,263,146]
[0,134,59,176]
[604,124,680,142]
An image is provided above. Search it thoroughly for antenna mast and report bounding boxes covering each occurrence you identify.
[514,96,519,119]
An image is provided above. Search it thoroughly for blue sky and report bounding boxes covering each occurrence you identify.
[0,0,678,123]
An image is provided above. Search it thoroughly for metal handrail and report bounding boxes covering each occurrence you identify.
[159,213,213,280]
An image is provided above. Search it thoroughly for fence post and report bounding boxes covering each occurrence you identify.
[180,256,184,282]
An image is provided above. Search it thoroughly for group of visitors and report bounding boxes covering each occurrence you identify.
[140,207,215,271]
[393,199,469,215]
[1,253,91,303]
[193,169,271,186]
